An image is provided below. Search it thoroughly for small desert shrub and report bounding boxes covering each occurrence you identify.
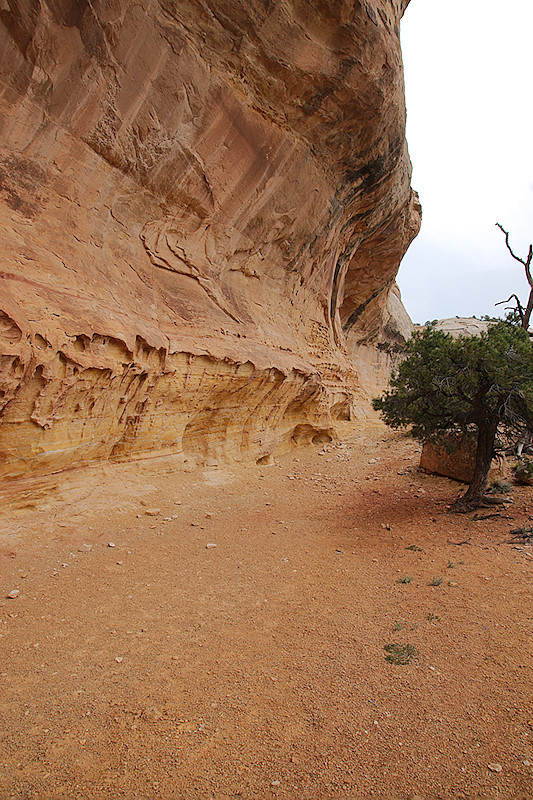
[398,575,413,584]
[429,576,443,586]
[488,477,512,494]
[384,643,417,665]
[513,459,533,485]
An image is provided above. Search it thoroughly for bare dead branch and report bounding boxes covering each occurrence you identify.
[496,223,529,267]
[525,244,533,288]
[495,294,524,312]
[496,225,533,329]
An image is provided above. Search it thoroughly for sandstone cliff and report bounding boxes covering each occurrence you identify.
[0,0,420,477]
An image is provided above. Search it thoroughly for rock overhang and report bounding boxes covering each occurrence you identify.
[0,0,420,476]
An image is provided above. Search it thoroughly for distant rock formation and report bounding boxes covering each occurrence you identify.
[425,318,492,338]
[0,0,420,477]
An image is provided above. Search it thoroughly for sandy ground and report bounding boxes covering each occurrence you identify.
[1,423,532,800]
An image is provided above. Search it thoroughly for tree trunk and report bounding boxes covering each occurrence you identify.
[451,417,499,512]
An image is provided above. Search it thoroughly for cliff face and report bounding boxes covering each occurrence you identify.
[0,0,420,477]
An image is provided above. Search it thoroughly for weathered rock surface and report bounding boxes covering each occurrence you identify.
[420,436,504,484]
[421,318,492,338]
[349,282,414,398]
[0,0,420,477]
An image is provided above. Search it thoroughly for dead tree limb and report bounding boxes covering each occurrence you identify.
[496,223,533,329]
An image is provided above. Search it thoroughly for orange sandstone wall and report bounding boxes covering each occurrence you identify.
[0,0,420,477]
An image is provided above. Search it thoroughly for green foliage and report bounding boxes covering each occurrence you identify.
[504,306,524,327]
[429,576,444,586]
[373,322,533,447]
[384,643,417,665]
[398,575,413,584]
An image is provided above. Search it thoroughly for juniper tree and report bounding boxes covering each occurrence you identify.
[373,321,533,511]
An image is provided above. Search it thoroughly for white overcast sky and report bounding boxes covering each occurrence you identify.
[397,0,533,324]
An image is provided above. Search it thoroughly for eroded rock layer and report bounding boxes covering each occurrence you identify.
[0,0,420,477]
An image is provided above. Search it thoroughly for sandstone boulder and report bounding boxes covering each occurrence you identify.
[420,436,503,484]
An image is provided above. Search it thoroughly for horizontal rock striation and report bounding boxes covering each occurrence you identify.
[0,0,420,477]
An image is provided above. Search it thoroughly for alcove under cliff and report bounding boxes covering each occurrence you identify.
[0,0,420,477]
